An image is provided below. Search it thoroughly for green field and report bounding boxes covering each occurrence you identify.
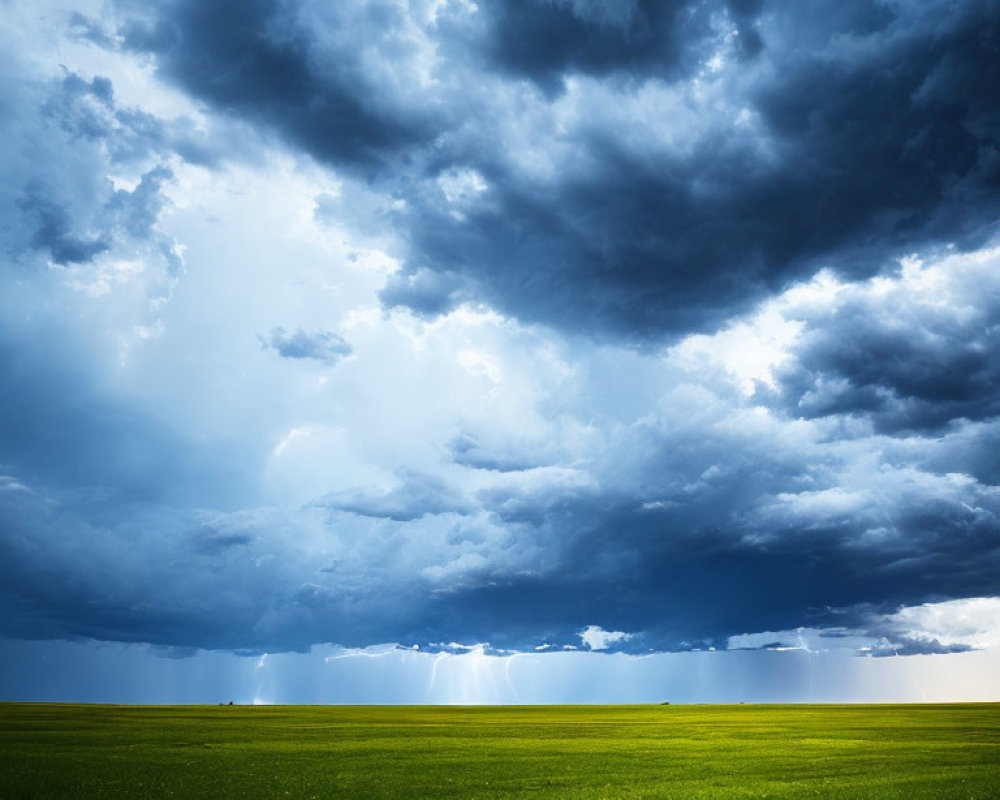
[1,703,998,798]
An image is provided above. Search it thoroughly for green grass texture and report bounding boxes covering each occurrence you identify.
[1,703,997,798]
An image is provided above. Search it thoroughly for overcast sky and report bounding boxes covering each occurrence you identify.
[1,0,999,703]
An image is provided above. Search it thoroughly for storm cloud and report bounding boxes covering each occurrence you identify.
[0,0,998,675]
[105,0,1000,334]
[769,254,1000,433]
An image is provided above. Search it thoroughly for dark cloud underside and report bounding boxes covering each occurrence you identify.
[117,0,1000,336]
[0,0,997,658]
[122,0,435,171]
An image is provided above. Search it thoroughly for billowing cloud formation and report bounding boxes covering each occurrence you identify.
[727,596,1000,657]
[769,255,1000,433]
[104,0,1000,334]
[0,0,997,665]
[873,597,1000,653]
[1,66,178,275]
[3,249,999,652]
[119,0,437,170]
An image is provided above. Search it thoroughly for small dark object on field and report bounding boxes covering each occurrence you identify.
[228,701,233,706]
[660,701,670,705]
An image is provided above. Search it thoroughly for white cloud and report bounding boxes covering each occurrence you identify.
[882,597,1000,651]
[580,625,632,651]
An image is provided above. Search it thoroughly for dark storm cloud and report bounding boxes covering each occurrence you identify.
[118,0,1000,336]
[481,0,713,94]
[397,0,1000,334]
[118,0,437,172]
[2,0,999,659]
[437,457,1000,652]
[480,0,765,91]
[776,310,1000,434]
[764,251,1000,435]
[922,423,1000,489]
[2,392,998,653]
[261,327,353,364]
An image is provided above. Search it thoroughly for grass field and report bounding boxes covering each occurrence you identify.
[0,703,997,798]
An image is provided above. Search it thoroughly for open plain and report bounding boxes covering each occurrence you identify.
[1,702,998,798]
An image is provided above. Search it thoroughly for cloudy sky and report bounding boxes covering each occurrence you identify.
[2,0,1000,703]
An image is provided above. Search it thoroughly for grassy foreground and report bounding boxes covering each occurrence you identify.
[0,703,998,798]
